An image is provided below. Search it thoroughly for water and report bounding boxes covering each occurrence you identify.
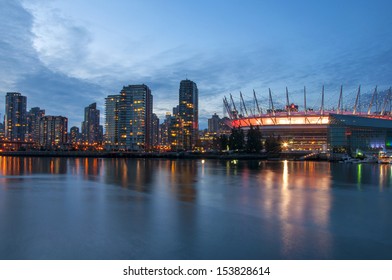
[0,157,391,260]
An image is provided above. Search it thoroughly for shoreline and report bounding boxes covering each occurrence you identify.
[0,150,330,161]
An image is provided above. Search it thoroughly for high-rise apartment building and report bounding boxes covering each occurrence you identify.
[151,113,160,149]
[27,107,45,143]
[122,84,153,151]
[0,121,4,139]
[105,94,121,147]
[160,113,172,148]
[160,113,183,151]
[173,105,179,116]
[81,103,102,144]
[69,126,81,145]
[5,92,27,141]
[219,117,232,135]
[178,79,198,150]
[105,84,153,151]
[39,116,68,147]
[208,113,220,134]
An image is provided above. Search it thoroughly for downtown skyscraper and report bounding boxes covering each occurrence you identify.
[82,102,103,144]
[178,79,198,150]
[27,107,45,143]
[105,84,153,151]
[38,116,68,148]
[5,92,27,141]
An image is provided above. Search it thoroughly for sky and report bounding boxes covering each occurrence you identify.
[1,0,392,129]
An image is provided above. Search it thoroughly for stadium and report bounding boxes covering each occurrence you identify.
[224,86,392,153]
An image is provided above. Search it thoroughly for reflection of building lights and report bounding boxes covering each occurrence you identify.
[282,160,288,190]
[201,159,205,164]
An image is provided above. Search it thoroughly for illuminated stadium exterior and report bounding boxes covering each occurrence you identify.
[224,86,392,152]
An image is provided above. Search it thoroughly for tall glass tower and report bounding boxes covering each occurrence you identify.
[27,107,45,143]
[105,84,153,151]
[82,102,102,144]
[178,79,198,150]
[5,92,27,141]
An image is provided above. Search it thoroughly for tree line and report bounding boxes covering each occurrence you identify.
[213,126,282,153]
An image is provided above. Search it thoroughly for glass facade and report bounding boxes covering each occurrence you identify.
[179,79,198,150]
[105,95,121,148]
[82,103,102,144]
[105,85,153,151]
[256,125,328,151]
[39,116,68,147]
[328,114,392,152]
[5,92,27,141]
[27,107,45,143]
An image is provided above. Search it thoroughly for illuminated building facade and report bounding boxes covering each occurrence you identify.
[105,94,121,148]
[159,113,171,148]
[0,122,4,139]
[226,87,392,153]
[207,114,231,135]
[229,111,392,152]
[159,113,183,151]
[27,107,45,143]
[151,113,160,149]
[5,92,27,141]
[178,79,198,150]
[105,85,153,151]
[231,112,330,151]
[39,116,68,148]
[69,126,81,144]
[208,113,220,133]
[328,114,392,151]
[82,103,102,144]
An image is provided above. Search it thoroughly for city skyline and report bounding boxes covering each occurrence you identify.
[1,0,392,129]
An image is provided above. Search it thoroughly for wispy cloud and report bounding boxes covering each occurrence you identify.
[0,0,106,127]
[0,0,37,90]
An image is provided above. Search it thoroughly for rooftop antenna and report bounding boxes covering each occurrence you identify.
[353,85,361,115]
[337,85,343,114]
[367,86,377,115]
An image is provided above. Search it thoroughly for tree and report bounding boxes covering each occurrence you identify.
[218,134,229,151]
[229,128,245,151]
[246,126,262,153]
[264,135,282,153]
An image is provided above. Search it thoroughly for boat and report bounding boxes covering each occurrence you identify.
[339,154,378,164]
[378,151,392,164]
[361,155,378,163]
[339,155,361,163]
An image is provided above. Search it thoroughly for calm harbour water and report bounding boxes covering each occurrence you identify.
[0,156,391,260]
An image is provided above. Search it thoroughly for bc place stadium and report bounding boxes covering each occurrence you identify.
[223,86,392,155]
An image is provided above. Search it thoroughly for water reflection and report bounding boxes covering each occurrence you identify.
[102,159,155,192]
[0,157,68,177]
[256,161,333,258]
[1,157,392,259]
[330,163,392,190]
[166,160,197,202]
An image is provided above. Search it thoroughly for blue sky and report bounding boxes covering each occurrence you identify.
[1,0,392,128]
